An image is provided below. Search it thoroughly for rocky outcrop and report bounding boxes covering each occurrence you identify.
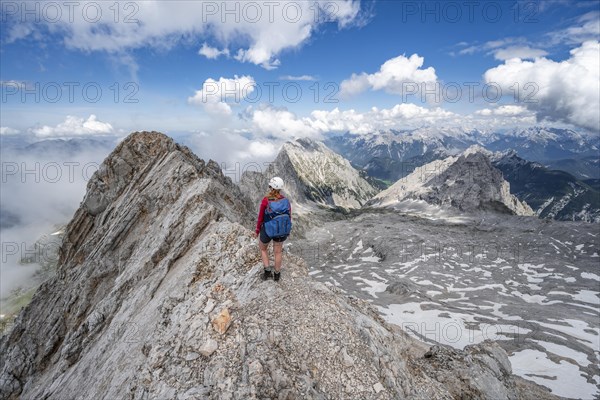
[369,146,535,216]
[240,138,378,236]
[0,132,556,399]
[491,150,600,222]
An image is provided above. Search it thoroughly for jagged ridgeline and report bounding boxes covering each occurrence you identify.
[1,132,559,399]
[240,138,379,236]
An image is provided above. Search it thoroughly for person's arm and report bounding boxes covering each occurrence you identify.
[289,200,292,220]
[255,197,268,234]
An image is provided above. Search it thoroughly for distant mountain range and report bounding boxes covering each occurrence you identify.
[1,137,119,157]
[325,126,599,181]
[486,127,599,166]
[325,126,599,222]
[4,128,599,224]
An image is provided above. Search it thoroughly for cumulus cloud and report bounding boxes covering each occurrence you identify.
[30,115,114,138]
[0,127,20,135]
[310,104,457,133]
[4,0,362,69]
[340,54,437,98]
[198,43,230,59]
[248,106,320,139]
[475,105,530,117]
[493,46,548,61]
[484,40,600,131]
[246,102,547,138]
[245,103,460,138]
[188,75,255,115]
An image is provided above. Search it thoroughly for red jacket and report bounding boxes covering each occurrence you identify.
[256,195,292,234]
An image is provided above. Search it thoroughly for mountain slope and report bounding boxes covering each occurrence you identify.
[324,128,489,181]
[491,151,600,222]
[0,131,555,399]
[544,156,600,180]
[279,138,378,208]
[368,146,534,216]
[240,138,379,235]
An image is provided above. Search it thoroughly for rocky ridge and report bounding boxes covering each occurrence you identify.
[368,146,535,216]
[0,132,557,399]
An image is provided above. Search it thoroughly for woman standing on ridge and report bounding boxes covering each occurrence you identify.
[255,177,292,281]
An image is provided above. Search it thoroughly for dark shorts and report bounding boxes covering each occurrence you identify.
[259,225,288,244]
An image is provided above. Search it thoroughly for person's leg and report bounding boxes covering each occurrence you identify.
[273,241,283,272]
[259,227,273,280]
[259,227,272,268]
[259,240,270,268]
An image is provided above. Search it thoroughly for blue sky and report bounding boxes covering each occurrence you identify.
[1,0,599,160]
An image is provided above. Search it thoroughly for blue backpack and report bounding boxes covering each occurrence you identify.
[264,198,292,239]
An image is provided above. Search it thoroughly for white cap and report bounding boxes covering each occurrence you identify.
[268,176,284,190]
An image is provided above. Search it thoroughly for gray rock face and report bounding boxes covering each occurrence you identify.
[240,138,378,237]
[369,147,535,216]
[0,132,557,400]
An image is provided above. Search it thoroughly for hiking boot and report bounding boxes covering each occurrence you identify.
[273,271,281,281]
[262,268,273,280]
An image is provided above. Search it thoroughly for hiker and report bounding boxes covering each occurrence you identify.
[255,177,292,281]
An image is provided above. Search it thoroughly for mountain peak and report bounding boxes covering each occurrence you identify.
[369,150,534,216]
[462,144,492,157]
[244,138,378,214]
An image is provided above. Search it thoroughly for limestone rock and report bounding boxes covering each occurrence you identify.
[198,339,218,357]
[211,308,231,335]
[369,147,535,216]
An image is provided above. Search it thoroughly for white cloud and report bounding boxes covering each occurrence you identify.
[188,75,255,115]
[246,102,545,137]
[6,1,362,69]
[455,38,547,61]
[457,11,599,61]
[484,40,600,131]
[310,104,457,133]
[184,131,280,180]
[475,109,493,117]
[0,127,20,135]
[279,75,317,81]
[493,46,548,61]
[340,54,438,98]
[246,103,460,138]
[249,106,320,139]
[30,115,114,138]
[549,11,600,45]
[246,141,278,159]
[475,105,529,117]
[198,43,230,59]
